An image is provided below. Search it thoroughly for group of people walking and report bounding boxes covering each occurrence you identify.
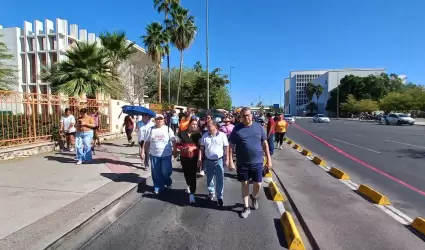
[132,107,272,218]
[60,107,101,165]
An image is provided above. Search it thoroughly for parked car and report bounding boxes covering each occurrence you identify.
[313,114,330,123]
[385,113,415,125]
[283,114,295,124]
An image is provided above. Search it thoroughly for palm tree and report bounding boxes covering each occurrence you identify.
[167,5,197,105]
[99,31,136,74]
[142,22,169,103]
[193,61,202,73]
[315,85,324,112]
[154,0,180,104]
[305,82,316,102]
[41,42,117,97]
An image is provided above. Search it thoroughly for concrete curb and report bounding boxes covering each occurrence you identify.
[358,184,391,205]
[30,176,147,250]
[282,136,425,239]
[281,212,306,250]
[267,180,285,201]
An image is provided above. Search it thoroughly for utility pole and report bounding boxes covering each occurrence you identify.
[229,66,235,92]
[336,71,340,119]
[206,0,210,110]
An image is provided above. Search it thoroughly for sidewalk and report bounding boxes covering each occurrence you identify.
[272,143,425,249]
[0,138,149,250]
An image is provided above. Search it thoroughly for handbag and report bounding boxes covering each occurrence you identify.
[180,143,198,158]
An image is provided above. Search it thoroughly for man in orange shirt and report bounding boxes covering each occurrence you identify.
[179,112,190,132]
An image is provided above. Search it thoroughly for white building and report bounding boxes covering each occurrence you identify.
[0,18,150,96]
[284,68,386,116]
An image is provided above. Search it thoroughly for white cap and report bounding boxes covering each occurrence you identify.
[155,114,164,119]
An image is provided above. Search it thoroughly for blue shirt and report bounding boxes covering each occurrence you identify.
[230,122,266,166]
[171,115,179,125]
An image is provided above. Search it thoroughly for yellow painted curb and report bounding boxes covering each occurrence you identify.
[329,167,350,180]
[268,181,285,201]
[287,140,293,145]
[292,144,301,150]
[283,137,288,142]
[410,217,425,236]
[281,212,306,250]
[301,149,312,156]
[312,156,326,166]
[357,184,391,205]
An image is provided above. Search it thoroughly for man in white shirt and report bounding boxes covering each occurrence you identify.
[60,108,76,151]
[198,120,229,208]
[136,114,155,169]
[142,114,177,194]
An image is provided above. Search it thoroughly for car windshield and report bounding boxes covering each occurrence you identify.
[318,114,326,117]
[397,114,409,118]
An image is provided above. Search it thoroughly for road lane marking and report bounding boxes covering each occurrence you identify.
[332,138,381,154]
[276,201,286,214]
[376,205,410,225]
[385,139,425,149]
[386,205,413,223]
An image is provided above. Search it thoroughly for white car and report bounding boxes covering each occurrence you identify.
[385,113,415,125]
[313,114,330,123]
[283,114,295,124]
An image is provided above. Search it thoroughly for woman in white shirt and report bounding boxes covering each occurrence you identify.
[142,114,177,194]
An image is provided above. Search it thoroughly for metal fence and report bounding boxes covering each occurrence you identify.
[0,91,110,147]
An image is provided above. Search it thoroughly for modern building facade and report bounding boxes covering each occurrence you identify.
[0,18,150,96]
[285,68,386,116]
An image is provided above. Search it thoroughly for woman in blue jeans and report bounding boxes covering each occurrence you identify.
[142,114,177,194]
[75,108,96,165]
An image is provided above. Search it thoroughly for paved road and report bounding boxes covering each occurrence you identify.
[77,164,287,250]
[287,119,425,218]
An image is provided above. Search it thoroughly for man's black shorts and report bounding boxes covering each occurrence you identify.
[65,132,76,136]
[237,163,263,183]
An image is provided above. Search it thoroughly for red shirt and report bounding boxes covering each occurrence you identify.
[267,118,275,135]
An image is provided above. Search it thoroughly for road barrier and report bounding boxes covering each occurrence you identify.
[312,156,326,166]
[268,181,285,201]
[410,217,425,236]
[301,149,312,156]
[287,140,293,145]
[281,212,306,250]
[292,144,301,150]
[283,137,288,142]
[358,184,391,205]
[329,167,350,180]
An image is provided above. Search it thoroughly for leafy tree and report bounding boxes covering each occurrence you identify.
[256,101,263,107]
[379,92,414,113]
[153,0,180,103]
[166,4,197,105]
[40,42,117,97]
[0,34,16,90]
[142,22,170,103]
[340,94,358,113]
[193,61,202,73]
[356,99,379,113]
[315,84,324,111]
[307,101,317,113]
[305,82,316,102]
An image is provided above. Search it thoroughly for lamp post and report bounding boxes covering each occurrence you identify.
[206,0,210,110]
[336,71,340,119]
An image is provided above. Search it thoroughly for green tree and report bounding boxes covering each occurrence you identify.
[99,31,136,75]
[307,101,317,113]
[315,84,324,112]
[0,34,16,90]
[41,42,117,97]
[305,82,316,102]
[193,61,202,73]
[379,92,414,113]
[356,99,379,113]
[154,0,180,103]
[167,4,197,105]
[340,94,358,113]
[142,22,170,103]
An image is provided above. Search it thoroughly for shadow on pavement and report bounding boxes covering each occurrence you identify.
[44,155,140,168]
[101,142,129,147]
[172,167,184,173]
[100,172,146,184]
[405,225,425,242]
[273,218,289,248]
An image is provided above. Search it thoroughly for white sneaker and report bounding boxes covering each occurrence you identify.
[76,160,82,165]
[185,186,190,193]
[69,148,75,152]
[208,193,215,200]
[199,170,205,176]
[189,194,195,204]
[279,145,283,150]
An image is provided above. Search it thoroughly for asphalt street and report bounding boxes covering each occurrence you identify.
[78,163,287,250]
[286,118,425,218]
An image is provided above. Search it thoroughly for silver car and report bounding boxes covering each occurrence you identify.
[283,114,295,124]
[313,114,330,123]
[385,113,415,125]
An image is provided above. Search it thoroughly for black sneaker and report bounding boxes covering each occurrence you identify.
[217,199,224,208]
[241,207,251,219]
[250,194,259,210]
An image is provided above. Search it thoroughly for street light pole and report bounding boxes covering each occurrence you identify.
[336,71,340,119]
[230,66,234,108]
[206,0,210,110]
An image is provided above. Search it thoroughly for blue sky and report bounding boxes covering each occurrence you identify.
[1,0,424,107]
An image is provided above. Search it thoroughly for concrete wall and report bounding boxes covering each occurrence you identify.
[108,100,150,133]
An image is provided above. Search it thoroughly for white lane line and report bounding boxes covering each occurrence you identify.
[276,201,286,214]
[340,180,357,190]
[376,205,410,225]
[385,139,425,149]
[346,180,360,189]
[332,138,381,154]
[386,205,413,223]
